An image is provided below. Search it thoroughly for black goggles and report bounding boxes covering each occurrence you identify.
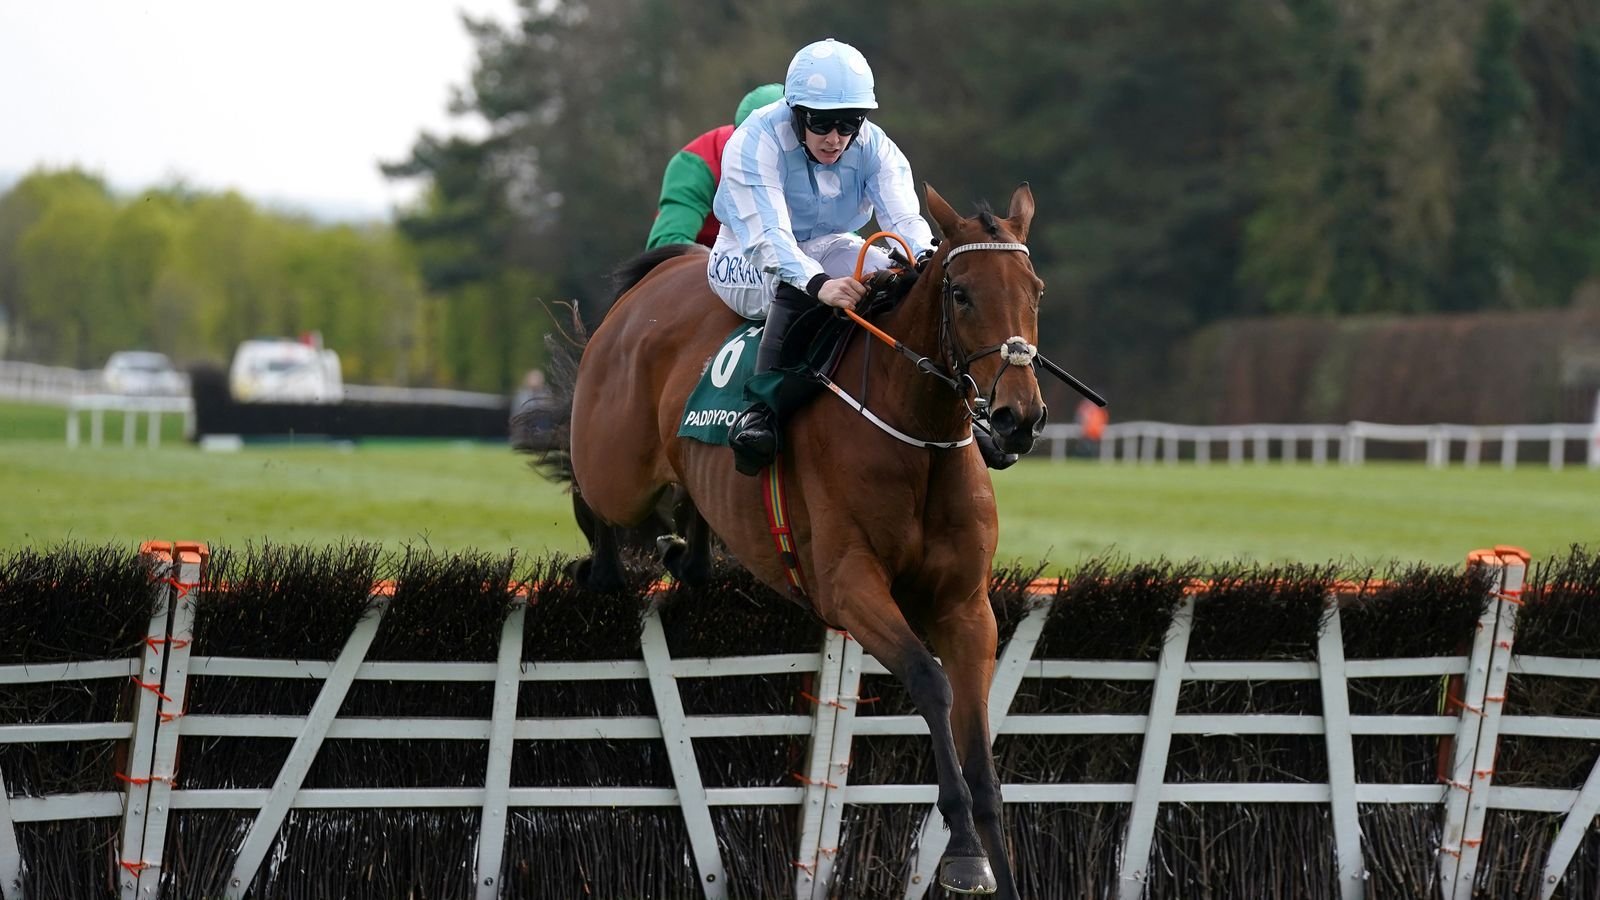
[800,109,867,136]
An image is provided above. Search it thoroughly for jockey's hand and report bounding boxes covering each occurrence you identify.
[817,276,867,310]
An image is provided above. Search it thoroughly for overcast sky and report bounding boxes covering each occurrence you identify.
[0,0,519,221]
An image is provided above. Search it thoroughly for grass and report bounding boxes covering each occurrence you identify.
[1,399,188,443]
[2,427,1595,570]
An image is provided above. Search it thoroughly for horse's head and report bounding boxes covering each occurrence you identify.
[924,183,1048,455]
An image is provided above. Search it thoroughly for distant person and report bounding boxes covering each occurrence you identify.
[514,368,549,410]
[645,83,785,250]
[1076,397,1108,457]
[511,368,556,449]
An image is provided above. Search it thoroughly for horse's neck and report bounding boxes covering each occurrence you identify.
[854,279,968,439]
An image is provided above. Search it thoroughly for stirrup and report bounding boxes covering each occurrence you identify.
[729,407,777,475]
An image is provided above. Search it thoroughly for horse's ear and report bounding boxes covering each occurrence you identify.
[1006,182,1035,242]
[924,183,961,240]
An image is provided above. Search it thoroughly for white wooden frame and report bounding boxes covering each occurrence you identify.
[6,548,1596,900]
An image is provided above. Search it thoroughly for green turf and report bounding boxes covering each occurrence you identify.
[1,434,1594,569]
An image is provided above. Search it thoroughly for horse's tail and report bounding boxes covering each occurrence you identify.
[516,244,703,487]
[513,300,586,487]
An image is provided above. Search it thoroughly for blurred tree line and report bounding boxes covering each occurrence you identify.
[0,170,551,390]
[4,0,1597,408]
[388,0,1600,411]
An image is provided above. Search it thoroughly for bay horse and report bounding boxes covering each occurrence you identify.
[567,183,1046,896]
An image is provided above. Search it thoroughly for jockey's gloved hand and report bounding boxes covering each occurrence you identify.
[914,245,937,272]
[975,428,1020,470]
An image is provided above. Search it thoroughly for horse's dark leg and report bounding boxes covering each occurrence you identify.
[659,497,713,586]
[823,560,996,895]
[569,489,626,592]
[927,598,1018,898]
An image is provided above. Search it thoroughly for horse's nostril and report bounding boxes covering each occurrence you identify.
[990,407,1018,436]
[1033,403,1049,436]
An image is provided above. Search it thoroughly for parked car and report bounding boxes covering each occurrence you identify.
[102,351,187,396]
[228,339,343,404]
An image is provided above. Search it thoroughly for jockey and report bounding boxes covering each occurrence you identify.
[646,83,785,249]
[708,38,936,475]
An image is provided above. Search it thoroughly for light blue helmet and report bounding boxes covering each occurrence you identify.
[783,39,877,111]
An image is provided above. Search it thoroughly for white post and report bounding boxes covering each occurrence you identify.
[1447,550,1525,899]
[809,637,864,899]
[117,544,183,900]
[1118,594,1195,900]
[0,767,20,900]
[131,546,202,899]
[640,610,728,898]
[225,594,390,899]
[795,630,849,899]
[475,598,528,900]
[1317,600,1365,900]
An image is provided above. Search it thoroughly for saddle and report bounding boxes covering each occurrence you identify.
[676,268,915,447]
[743,268,913,428]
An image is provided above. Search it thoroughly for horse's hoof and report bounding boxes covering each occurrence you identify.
[939,856,997,894]
[655,534,686,564]
[565,558,591,584]
[568,556,625,593]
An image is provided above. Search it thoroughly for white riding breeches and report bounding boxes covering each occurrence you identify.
[706,231,894,319]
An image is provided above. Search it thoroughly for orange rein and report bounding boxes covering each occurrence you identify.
[843,231,918,351]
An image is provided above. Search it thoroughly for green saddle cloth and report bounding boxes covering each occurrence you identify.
[677,308,852,447]
[678,324,765,445]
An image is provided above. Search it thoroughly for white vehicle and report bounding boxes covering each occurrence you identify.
[229,339,343,404]
[103,350,187,396]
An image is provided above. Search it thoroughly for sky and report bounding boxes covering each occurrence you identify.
[0,0,520,221]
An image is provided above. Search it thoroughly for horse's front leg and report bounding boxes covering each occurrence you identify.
[926,594,1018,899]
[819,554,998,895]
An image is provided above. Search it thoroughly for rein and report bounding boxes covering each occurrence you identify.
[836,232,1038,447]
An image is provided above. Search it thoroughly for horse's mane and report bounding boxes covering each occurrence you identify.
[606,244,704,319]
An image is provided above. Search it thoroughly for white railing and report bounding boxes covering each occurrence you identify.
[3,360,505,409]
[0,360,101,402]
[1040,420,1600,470]
[4,551,1590,899]
[65,394,194,449]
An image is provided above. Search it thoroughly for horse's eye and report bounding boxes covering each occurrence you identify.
[952,286,973,309]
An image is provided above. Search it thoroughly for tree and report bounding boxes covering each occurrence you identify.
[1443,0,1533,312]
[0,170,113,361]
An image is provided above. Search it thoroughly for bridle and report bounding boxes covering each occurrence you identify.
[826,234,1039,449]
[935,241,1038,422]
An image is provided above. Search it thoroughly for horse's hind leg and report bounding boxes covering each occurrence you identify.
[658,491,713,586]
[569,489,626,592]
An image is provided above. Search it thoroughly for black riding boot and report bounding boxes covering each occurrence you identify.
[729,287,811,475]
